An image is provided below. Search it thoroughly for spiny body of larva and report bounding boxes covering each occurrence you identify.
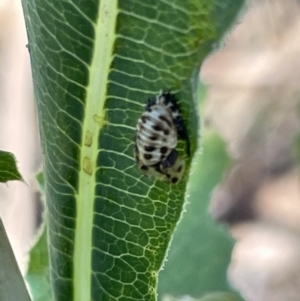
[134,90,190,184]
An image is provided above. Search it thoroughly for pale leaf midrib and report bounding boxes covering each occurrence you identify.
[74,1,118,300]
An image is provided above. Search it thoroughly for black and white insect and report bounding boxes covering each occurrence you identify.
[134,90,190,183]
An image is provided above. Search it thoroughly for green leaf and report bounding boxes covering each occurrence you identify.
[0,151,23,183]
[35,171,45,193]
[25,172,52,301]
[22,1,245,300]
[158,131,236,298]
[25,225,52,301]
[0,219,31,301]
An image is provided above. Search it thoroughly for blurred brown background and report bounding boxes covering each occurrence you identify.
[0,0,41,275]
[0,1,300,300]
[201,0,300,300]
